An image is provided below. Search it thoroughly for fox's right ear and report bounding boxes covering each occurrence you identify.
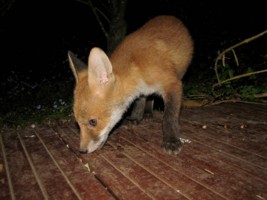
[68,51,87,82]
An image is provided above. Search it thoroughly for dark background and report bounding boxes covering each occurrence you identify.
[0,0,266,123]
[1,0,266,77]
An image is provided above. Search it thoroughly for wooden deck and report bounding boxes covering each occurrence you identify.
[1,102,267,200]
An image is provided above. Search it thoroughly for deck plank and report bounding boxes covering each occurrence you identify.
[94,143,187,199]
[0,102,266,200]
[108,137,225,200]
[32,126,114,200]
[112,125,264,200]
[1,129,43,200]
[55,123,153,200]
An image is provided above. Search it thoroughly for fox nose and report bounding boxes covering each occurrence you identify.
[79,149,88,154]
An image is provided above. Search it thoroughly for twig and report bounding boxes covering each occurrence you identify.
[75,0,109,38]
[214,29,267,84]
[205,99,267,106]
[254,92,267,98]
[212,68,267,91]
[212,29,267,97]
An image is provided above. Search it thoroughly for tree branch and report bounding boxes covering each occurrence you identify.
[75,0,109,39]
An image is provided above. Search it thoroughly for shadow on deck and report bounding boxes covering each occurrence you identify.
[1,102,267,199]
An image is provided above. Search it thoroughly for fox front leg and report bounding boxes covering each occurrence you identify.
[162,80,183,154]
[128,96,154,124]
[127,96,147,124]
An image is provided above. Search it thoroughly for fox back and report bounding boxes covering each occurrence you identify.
[68,15,193,154]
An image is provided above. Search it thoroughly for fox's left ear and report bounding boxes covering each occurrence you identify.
[88,47,114,86]
[68,51,87,82]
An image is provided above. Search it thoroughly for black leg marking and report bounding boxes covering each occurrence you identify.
[162,81,183,154]
[127,96,146,124]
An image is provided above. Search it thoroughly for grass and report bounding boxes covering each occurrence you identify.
[0,70,75,128]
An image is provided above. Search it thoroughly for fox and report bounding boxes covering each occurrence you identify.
[68,15,193,154]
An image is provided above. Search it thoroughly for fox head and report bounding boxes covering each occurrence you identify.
[68,48,124,154]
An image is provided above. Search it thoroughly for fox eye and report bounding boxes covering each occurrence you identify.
[89,119,97,127]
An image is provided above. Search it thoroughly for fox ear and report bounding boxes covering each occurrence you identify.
[68,51,87,82]
[88,47,113,86]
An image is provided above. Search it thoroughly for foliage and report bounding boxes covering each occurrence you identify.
[212,30,267,102]
[0,69,74,127]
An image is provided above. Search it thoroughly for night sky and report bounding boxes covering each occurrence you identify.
[1,0,267,95]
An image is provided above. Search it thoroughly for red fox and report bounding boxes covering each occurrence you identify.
[68,15,193,154]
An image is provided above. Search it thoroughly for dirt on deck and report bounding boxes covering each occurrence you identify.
[0,102,267,200]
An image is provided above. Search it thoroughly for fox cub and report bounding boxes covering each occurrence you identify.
[68,15,193,154]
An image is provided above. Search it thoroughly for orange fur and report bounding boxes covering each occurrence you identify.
[68,15,193,154]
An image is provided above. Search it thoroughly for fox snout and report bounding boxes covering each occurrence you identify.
[79,127,110,154]
[79,139,106,154]
[79,130,108,154]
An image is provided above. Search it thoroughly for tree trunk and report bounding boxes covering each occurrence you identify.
[106,0,127,55]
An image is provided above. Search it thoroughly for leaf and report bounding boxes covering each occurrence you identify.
[84,163,91,172]
[228,69,234,78]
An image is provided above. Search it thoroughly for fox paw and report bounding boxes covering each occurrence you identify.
[125,116,142,125]
[161,137,182,155]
